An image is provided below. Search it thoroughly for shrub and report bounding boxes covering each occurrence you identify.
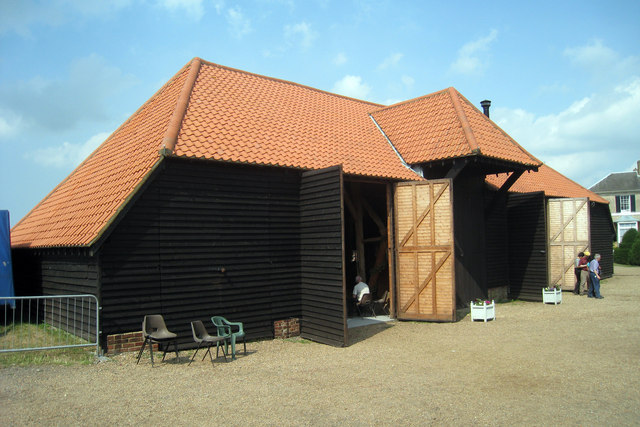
[614,246,630,264]
[629,239,640,266]
[620,228,639,248]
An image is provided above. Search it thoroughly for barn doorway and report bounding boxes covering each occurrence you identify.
[343,180,391,318]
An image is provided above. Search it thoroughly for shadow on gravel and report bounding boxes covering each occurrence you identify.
[348,323,394,346]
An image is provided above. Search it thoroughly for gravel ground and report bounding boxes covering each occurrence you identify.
[1,265,639,426]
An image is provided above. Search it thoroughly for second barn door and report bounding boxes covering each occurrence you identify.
[394,180,455,321]
[548,197,590,290]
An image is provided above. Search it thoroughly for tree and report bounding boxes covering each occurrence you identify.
[620,228,639,248]
[629,239,640,266]
[615,228,639,265]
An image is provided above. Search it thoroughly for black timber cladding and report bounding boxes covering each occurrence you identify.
[299,166,346,346]
[484,188,510,291]
[452,171,487,306]
[590,202,615,279]
[99,158,302,348]
[507,192,548,301]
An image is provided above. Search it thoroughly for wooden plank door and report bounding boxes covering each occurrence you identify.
[547,198,590,290]
[299,166,347,346]
[394,180,455,321]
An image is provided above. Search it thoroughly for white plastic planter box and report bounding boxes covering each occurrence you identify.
[542,288,562,305]
[470,300,495,322]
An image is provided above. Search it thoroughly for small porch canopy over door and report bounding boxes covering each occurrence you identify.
[300,166,347,346]
[394,180,455,321]
[548,198,590,290]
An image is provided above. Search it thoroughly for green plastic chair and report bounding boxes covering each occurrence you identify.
[211,316,246,360]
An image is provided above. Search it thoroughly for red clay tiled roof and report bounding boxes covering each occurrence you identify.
[486,164,609,204]
[11,58,418,248]
[371,87,542,167]
[170,60,418,180]
[12,58,567,249]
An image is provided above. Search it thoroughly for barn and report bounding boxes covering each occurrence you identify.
[11,58,545,349]
[486,164,615,300]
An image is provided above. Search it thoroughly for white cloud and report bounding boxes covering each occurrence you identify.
[212,2,251,38]
[401,75,414,87]
[564,39,640,88]
[333,52,347,66]
[332,75,371,100]
[158,0,204,20]
[450,29,498,75]
[0,54,136,132]
[226,6,252,38]
[0,0,132,36]
[25,132,110,168]
[0,110,21,139]
[494,76,640,187]
[284,22,317,50]
[378,53,403,70]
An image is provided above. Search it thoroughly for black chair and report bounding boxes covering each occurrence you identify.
[136,314,179,366]
[373,290,390,315]
[356,293,375,317]
[189,320,228,366]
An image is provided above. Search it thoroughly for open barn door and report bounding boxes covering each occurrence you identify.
[394,180,455,321]
[299,166,347,346]
[548,198,590,290]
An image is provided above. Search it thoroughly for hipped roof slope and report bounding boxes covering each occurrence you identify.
[11,62,192,248]
[12,58,418,248]
[589,171,640,193]
[486,164,608,204]
[371,87,541,167]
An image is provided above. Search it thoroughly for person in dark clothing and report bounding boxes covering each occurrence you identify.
[573,251,584,294]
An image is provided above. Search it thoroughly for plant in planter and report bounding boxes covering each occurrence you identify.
[542,284,562,305]
[470,299,495,322]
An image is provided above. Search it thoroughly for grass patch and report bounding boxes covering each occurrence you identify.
[0,323,96,368]
[283,337,312,344]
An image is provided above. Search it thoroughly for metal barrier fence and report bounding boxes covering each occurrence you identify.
[1,295,101,355]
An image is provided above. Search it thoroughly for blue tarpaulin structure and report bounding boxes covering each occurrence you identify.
[0,210,15,308]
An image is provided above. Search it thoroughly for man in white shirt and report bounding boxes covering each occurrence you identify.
[352,276,370,302]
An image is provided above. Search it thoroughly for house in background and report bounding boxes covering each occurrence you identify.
[10,58,550,349]
[590,161,640,243]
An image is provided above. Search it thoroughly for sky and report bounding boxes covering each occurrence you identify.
[1,0,639,227]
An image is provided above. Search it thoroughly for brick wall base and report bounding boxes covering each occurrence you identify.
[274,318,300,339]
[107,331,157,355]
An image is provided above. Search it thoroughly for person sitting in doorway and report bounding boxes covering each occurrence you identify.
[351,276,370,315]
[352,275,370,303]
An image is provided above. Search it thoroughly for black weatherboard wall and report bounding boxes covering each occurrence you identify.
[590,202,615,279]
[98,158,303,349]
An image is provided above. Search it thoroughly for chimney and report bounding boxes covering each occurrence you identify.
[636,160,640,176]
[480,100,491,118]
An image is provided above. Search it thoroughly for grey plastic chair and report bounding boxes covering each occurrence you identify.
[211,316,246,360]
[136,314,179,366]
[373,290,390,315]
[189,320,228,365]
[356,293,375,317]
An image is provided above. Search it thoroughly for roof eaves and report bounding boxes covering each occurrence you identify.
[11,59,197,236]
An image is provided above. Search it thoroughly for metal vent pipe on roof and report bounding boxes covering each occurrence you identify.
[480,100,491,118]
